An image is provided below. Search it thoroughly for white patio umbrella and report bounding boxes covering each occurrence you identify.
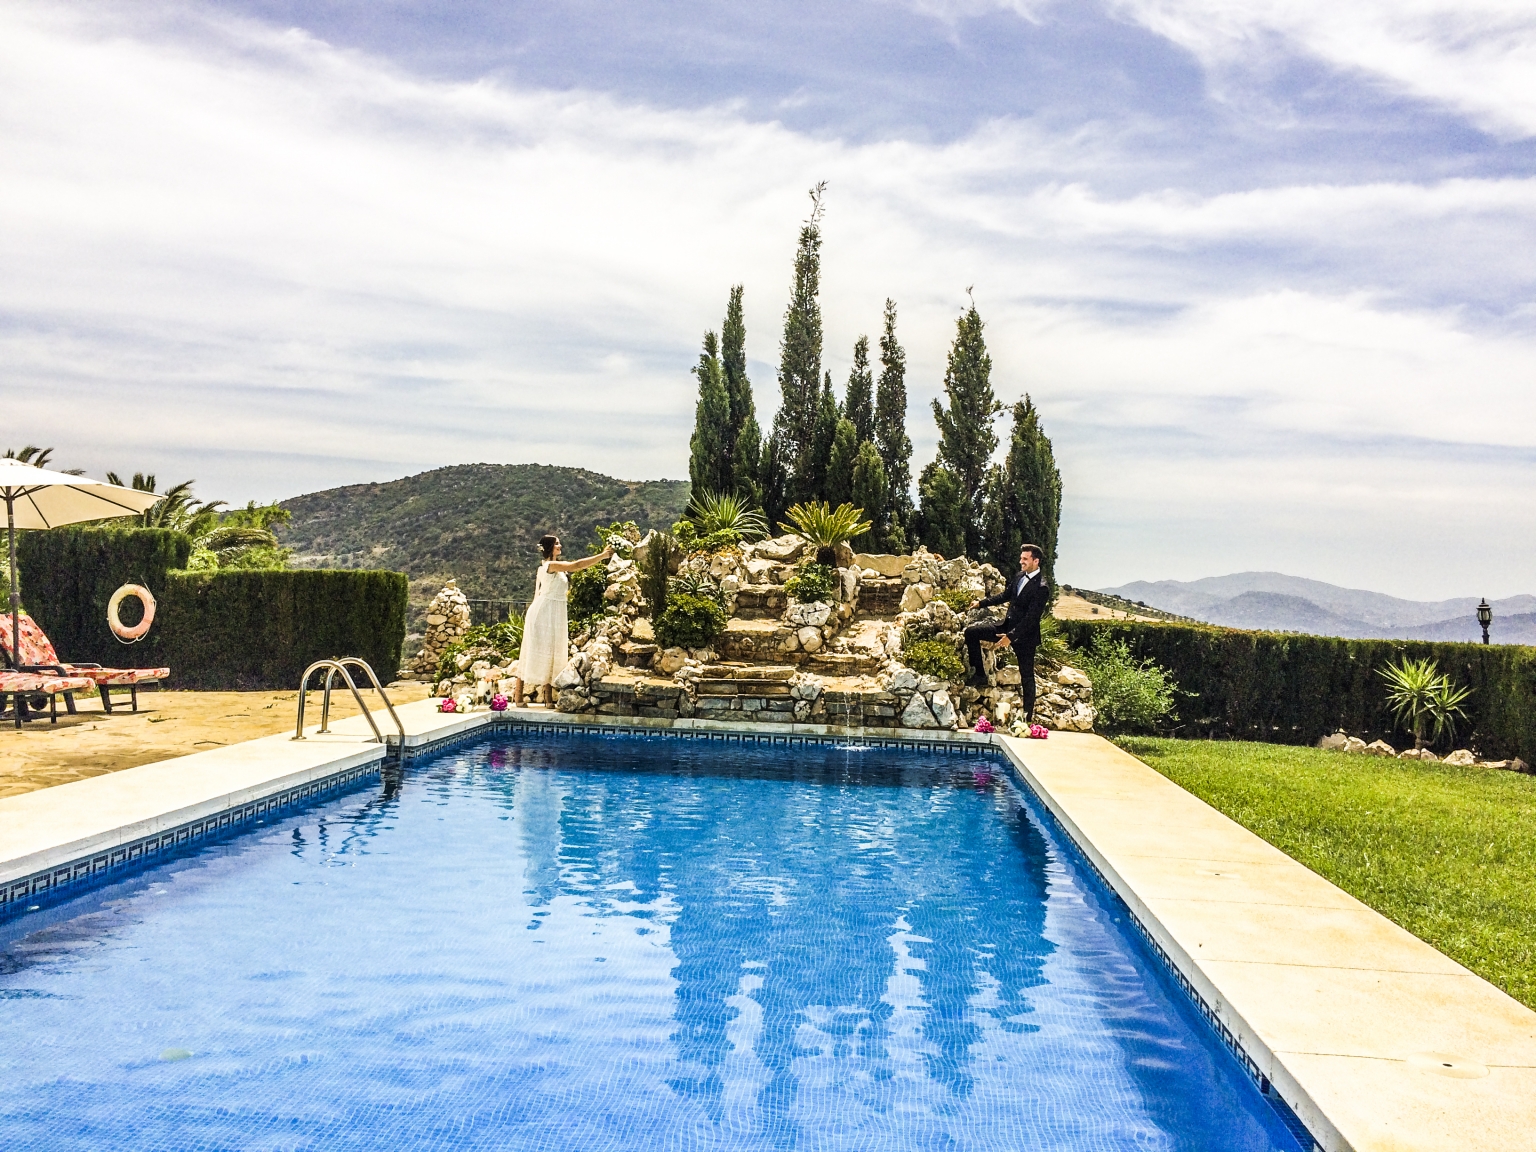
[1,457,162,679]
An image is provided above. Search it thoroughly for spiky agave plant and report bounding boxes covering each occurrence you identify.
[1426,676,1472,748]
[1379,657,1449,750]
[687,490,768,541]
[778,501,873,565]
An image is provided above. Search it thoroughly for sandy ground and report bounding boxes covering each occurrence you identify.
[0,683,433,800]
[1052,592,1162,623]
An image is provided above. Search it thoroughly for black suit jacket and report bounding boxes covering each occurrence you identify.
[977,571,1049,646]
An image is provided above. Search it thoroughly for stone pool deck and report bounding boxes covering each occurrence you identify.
[3,699,1533,1152]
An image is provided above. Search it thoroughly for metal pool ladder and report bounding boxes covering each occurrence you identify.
[292,657,406,749]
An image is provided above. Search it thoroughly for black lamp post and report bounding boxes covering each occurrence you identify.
[1477,598,1492,645]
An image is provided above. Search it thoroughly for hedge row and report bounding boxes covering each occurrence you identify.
[18,528,407,690]
[1059,619,1536,763]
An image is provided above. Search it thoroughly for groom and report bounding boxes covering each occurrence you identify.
[964,545,1049,719]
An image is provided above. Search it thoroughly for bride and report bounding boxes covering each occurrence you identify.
[516,534,613,706]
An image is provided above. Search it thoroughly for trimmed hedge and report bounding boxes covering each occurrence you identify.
[1059,620,1536,762]
[18,527,407,690]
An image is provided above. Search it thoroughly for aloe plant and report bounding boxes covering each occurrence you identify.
[687,490,768,541]
[778,501,873,565]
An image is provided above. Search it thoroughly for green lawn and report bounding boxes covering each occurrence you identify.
[1118,737,1536,1011]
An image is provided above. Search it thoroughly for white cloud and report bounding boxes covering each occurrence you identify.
[1113,0,1536,137]
[2,1,1535,597]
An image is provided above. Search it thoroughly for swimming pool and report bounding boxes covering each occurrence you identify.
[1,731,1307,1150]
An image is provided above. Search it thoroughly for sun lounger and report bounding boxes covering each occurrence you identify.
[0,668,94,725]
[1,612,169,714]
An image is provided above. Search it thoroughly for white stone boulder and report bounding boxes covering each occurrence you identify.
[901,694,939,728]
[1316,731,1349,751]
[855,553,911,578]
[656,647,687,675]
[797,626,824,653]
[756,534,806,562]
[1443,749,1476,766]
[1056,667,1092,689]
[629,617,655,642]
[930,690,956,727]
[1364,739,1397,757]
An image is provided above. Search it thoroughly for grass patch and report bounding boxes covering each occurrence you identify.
[1118,736,1536,1011]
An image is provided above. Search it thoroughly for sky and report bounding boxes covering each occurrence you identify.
[3,0,1535,598]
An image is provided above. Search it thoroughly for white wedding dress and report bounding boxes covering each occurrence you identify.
[519,561,571,687]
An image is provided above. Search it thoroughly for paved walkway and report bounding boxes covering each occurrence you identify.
[998,731,1536,1152]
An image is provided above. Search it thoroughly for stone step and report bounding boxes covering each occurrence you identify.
[701,663,796,680]
[856,578,906,616]
[696,679,794,697]
[806,652,882,675]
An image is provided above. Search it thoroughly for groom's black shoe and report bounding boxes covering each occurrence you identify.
[966,672,989,689]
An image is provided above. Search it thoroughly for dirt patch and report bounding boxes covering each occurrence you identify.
[1052,592,1162,623]
[0,683,433,800]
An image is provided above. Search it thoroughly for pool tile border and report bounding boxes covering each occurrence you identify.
[0,759,380,918]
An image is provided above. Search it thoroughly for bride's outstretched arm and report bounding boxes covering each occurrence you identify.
[546,546,614,573]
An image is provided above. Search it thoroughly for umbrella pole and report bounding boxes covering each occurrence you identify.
[6,495,18,729]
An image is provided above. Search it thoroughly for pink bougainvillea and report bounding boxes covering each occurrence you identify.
[973,717,995,734]
[439,697,458,713]
[1028,723,1049,739]
[490,693,509,712]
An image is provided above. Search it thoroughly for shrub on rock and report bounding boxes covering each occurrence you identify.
[656,592,727,649]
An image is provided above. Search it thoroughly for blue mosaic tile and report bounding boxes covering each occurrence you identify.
[0,732,1309,1150]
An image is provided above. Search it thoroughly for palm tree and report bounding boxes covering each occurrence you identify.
[779,501,873,565]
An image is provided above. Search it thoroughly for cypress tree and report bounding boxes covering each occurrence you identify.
[873,298,912,552]
[915,461,966,559]
[773,183,826,492]
[849,440,887,550]
[688,331,734,497]
[800,372,839,502]
[982,396,1063,586]
[733,412,762,505]
[721,284,755,483]
[825,417,859,507]
[758,432,790,527]
[844,336,874,446]
[931,301,1001,558]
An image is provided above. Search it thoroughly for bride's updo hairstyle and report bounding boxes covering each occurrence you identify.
[539,535,559,560]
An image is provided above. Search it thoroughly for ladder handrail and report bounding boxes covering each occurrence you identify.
[329,657,407,745]
[292,659,383,744]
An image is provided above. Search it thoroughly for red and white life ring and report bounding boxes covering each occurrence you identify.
[108,584,156,642]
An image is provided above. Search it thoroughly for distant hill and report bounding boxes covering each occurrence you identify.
[1102,572,1536,643]
[276,463,691,644]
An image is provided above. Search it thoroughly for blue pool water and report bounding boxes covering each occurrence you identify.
[1,733,1306,1151]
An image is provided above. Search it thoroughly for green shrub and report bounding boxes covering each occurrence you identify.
[932,587,976,615]
[566,563,608,634]
[655,592,727,649]
[436,619,523,681]
[18,527,405,689]
[784,562,836,603]
[1076,632,1179,734]
[903,638,964,681]
[671,571,725,607]
[671,519,698,548]
[1059,619,1536,760]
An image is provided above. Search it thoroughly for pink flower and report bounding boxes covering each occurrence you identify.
[1028,723,1049,740]
[973,717,995,734]
[439,697,458,713]
[489,693,509,712]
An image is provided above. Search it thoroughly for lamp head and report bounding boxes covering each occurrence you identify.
[1477,598,1492,627]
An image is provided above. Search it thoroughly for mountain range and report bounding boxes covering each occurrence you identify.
[1102,572,1536,644]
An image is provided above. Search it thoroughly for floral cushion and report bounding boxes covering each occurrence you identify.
[1,613,166,683]
[0,612,60,666]
[0,670,92,696]
[72,666,168,685]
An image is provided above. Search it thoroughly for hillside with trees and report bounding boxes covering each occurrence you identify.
[276,463,690,639]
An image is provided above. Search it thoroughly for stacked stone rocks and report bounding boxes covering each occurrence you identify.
[412,581,472,677]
